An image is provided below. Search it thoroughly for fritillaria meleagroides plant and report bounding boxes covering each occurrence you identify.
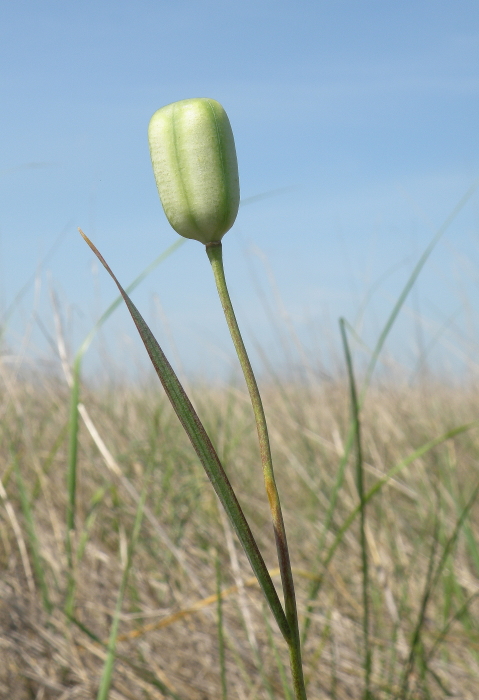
[81,98,307,700]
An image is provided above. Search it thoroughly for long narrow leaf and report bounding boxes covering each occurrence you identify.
[79,229,291,643]
[13,455,52,613]
[65,189,285,579]
[363,177,479,392]
[216,552,228,700]
[339,319,371,697]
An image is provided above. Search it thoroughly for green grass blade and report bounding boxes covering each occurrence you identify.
[426,591,479,663]
[264,608,294,700]
[66,614,185,700]
[79,229,291,643]
[339,319,371,699]
[64,188,289,577]
[66,360,80,536]
[76,488,106,562]
[362,178,479,392]
[399,492,442,699]
[65,358,80,617]
[13,453,52,613]
[96,472,149,700]
[399,477,479,697]
[216,552,228,700]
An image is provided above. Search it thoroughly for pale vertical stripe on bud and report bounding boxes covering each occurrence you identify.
[148,98,240,244]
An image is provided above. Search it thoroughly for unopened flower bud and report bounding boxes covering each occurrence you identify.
[148,98,240,245]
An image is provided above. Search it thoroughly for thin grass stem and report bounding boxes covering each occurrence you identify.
[400,476,479,697]
[206,241,306,700]
[216,551,228,700]
[13,453,52,613]
[65,358,80,616]
[96,470,149,700]
[339,318,371,698]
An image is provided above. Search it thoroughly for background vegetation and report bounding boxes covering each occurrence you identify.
[2,250,479,698]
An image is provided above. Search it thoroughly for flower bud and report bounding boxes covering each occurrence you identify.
[148,98,240,245]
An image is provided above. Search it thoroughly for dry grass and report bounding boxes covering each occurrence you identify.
[1,360,479,699]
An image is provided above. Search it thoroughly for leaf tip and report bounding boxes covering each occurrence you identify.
[78,227,90,245]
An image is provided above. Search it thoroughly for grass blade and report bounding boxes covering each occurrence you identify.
[13,453,52,613]
[216,551,228,700]
[96,472,149,700]
[362,177,479,392]
[426,591,479,663]
[399,490,442,699]
[400,477,479,698]
[66,614,185,699]
[339,318,371,698]
[63,187,295,603]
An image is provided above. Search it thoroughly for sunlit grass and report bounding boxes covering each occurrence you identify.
[2,361,479,698]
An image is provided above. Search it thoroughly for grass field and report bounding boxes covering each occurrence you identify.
[1,349,479,698]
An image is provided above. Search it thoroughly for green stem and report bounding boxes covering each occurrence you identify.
[206,242,306,700]
[66,358,80,535]
[216,552,228,700]
[340,319,371,698]
[65,357,80,616]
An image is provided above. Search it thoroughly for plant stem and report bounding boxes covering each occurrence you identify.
[340,319,371,698]
[216,551,228,700]
[206,241,307,700]
[65,357,80,616]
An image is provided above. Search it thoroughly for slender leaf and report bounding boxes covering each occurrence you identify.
[79,229,291,643]
[216,552,228,700]
[339,319,371,698]
[13,455,52,613]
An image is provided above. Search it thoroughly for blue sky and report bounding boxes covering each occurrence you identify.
[1,1,479,378]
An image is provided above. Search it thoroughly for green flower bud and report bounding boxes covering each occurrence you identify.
[148,98,240,245]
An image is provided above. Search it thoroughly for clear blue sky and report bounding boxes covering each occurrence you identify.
[1,1,479,378]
